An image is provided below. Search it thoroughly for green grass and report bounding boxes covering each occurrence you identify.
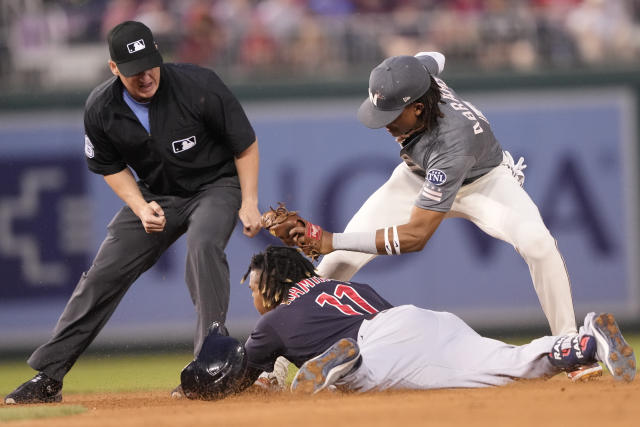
[0,352,194,396]
[1,333,639,397]
[0,405,86,422]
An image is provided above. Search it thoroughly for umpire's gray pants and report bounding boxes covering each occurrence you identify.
[27,177,241,381]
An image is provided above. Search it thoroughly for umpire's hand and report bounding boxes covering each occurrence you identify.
[138,201,166,233]
[239,202,261,237]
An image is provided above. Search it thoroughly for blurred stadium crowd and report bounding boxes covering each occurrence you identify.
[1,0,640,90]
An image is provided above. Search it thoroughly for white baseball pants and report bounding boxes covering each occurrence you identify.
[340,305,560,391]
[317,155,577,335]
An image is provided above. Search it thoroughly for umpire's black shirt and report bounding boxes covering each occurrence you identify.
[84,63,256,197]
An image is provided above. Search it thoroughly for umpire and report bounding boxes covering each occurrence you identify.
[4,21,261,404]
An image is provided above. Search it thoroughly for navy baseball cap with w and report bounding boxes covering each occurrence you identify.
[357,55,430,129]
[108,21,163,77]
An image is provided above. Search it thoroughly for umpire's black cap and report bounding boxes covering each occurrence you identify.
[357,55,431,129]
[107,21,163,77]
[180,322,248,400]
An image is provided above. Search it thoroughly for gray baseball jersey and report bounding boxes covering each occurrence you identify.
[404,55,503,212]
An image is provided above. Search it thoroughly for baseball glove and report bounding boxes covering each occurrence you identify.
[261,203,324,260]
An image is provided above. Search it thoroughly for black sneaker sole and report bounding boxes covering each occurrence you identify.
[4,391,62,405]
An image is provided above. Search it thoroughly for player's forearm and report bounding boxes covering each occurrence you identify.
[332,208,444,255]
[234,140,259,206]
[375,224,434,254]
[103,168,148,215]
[331,226,433,255]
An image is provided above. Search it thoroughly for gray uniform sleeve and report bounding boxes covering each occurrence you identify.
[415,152,476,212]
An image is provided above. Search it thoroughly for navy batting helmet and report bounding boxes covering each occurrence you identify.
[180,322,248,400]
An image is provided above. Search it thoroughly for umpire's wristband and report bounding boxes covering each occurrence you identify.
[332,232,378,254]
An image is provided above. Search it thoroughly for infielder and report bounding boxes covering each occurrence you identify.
[285,52,596,379]
[176,247,635,400]
[5,21,261,405]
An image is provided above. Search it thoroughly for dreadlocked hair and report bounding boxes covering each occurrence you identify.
[242,246,318,309]
[414,74,445,132]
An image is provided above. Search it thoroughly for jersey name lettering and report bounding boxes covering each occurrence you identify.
[436,77,487,135]
[286,277,331,303]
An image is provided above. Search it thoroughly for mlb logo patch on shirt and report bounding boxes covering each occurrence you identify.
[172,136,196,153]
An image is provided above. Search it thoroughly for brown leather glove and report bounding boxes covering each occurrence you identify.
[261,203,324,260]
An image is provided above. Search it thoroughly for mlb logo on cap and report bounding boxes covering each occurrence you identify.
[127,39,146,54]
[107,21,163,77]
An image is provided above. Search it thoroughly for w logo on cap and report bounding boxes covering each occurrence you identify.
[369,88,385,107]
[127,39,146,54]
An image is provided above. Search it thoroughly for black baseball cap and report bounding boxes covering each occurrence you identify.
[108,21,163,77]
[357,55,430,129]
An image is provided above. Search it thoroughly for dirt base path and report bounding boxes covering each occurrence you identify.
[5,376,639,427]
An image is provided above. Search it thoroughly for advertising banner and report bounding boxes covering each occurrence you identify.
[0,87,636,350]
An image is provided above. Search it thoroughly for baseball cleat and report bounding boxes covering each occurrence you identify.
[583,312,636,382]
[566,363,603,382]
[4,373,62,404]
[291,338,361,394]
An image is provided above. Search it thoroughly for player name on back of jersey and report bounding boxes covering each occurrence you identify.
[286,277,331,303]
[436,77,488,135]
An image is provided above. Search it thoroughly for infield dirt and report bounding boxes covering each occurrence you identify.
[3,375,638,427]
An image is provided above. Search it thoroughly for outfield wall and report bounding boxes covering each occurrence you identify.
[0,78,638,352]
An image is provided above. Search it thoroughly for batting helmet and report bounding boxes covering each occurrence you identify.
[180,322,248,400]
